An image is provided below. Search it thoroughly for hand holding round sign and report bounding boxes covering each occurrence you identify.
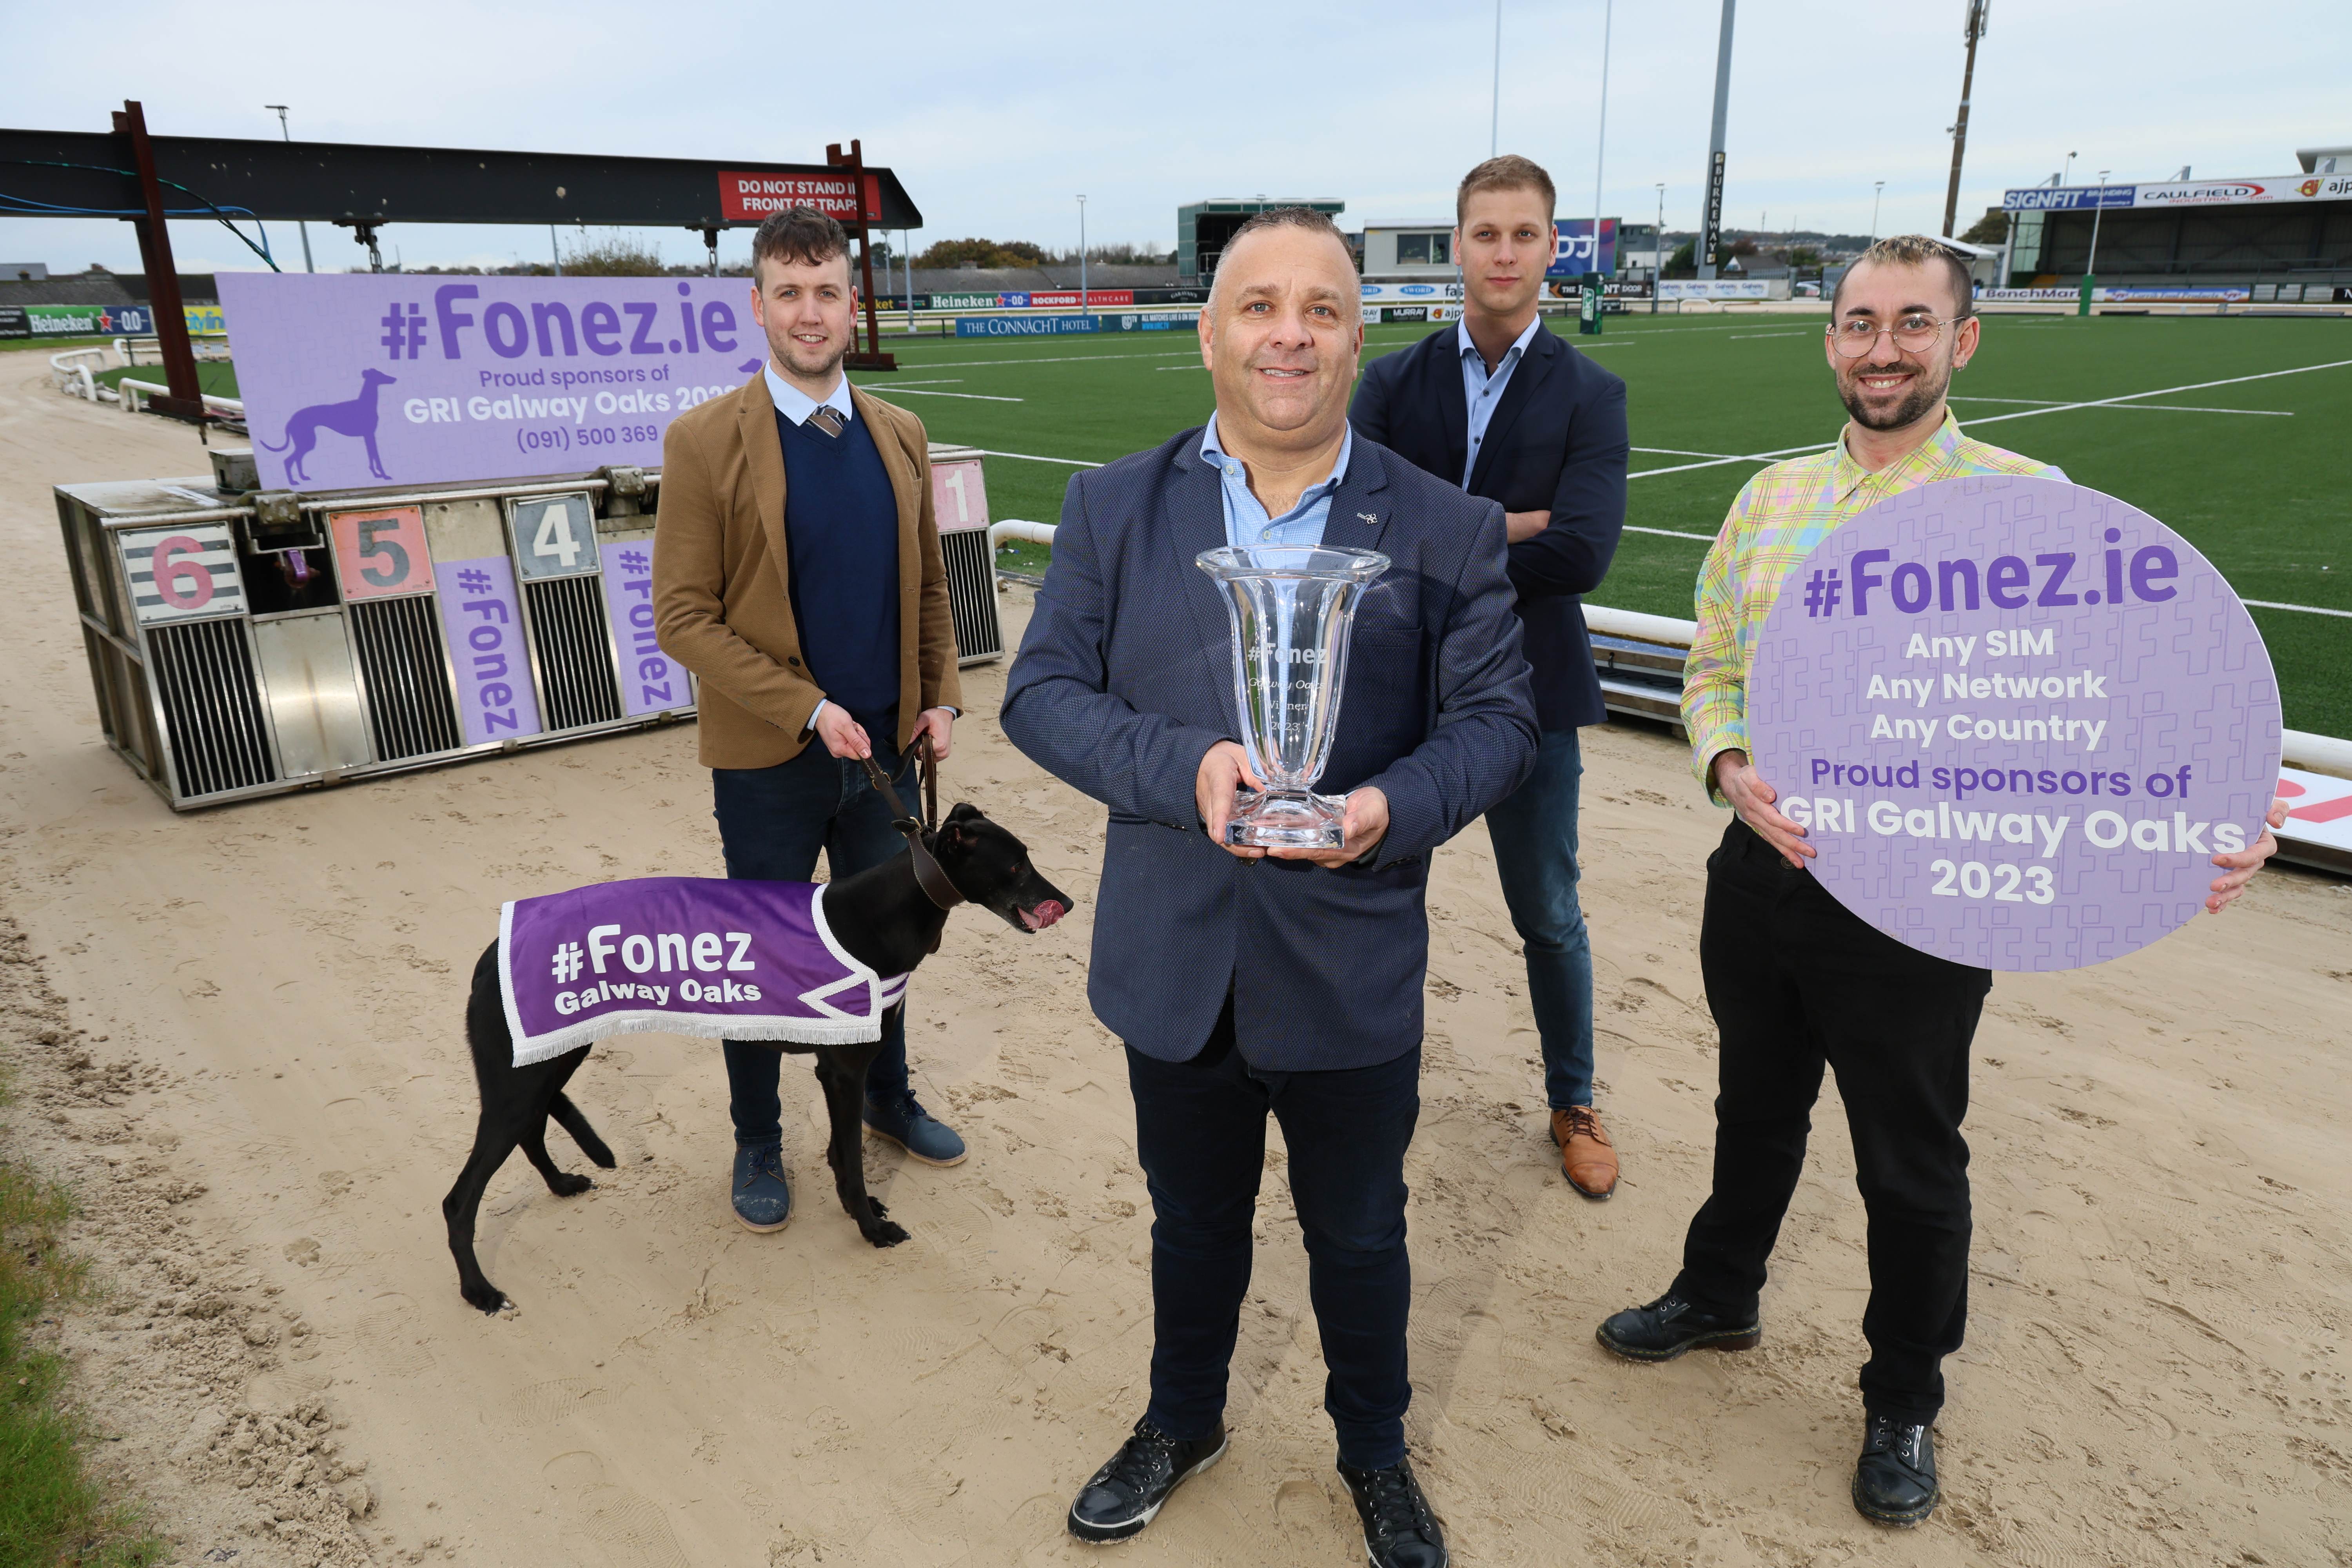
[1747,476,2281,971]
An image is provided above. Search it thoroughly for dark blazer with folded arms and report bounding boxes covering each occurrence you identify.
[1350,320,1628,731]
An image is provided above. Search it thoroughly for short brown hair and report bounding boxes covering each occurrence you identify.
[751,207,849,285]
[1456,155,1556,223]
[1833,234,1975,319]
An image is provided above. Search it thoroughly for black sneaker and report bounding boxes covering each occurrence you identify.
[1595,1290,1761,1362]
[1066,1417,1227,1543]
[1852,1414,1938,1526]
[1338,1455,1448,1568]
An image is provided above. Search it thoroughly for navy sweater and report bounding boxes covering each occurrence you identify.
[777,408,900,732]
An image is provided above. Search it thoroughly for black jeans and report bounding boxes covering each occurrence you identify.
[1127,1004,1421,1470]
[1672,820,1989,1425]
[711,737,917,1145]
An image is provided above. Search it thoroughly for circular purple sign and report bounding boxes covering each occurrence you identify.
[1749,476,2280,971]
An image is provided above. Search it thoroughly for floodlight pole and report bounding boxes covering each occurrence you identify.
[1871,180,1884,241]
[2079,168,2109,317]
[1695,0,1735,281]
[1078,194,1087,308]
[1942,0,1989,238]
[1652,182,1663,313]
[1490,0,1503,157]
[265,105,315,273]
[549,225,561,276]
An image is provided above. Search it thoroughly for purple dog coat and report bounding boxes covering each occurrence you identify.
[499,878,908,1067]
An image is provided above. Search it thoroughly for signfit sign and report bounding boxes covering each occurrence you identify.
[2003,174,2352,211]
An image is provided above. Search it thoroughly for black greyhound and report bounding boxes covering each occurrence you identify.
[443,802,1071,1313]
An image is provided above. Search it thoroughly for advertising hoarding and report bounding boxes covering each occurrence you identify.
[220,275,761,491]
[1548,218,1620,278]
[715,171,879,223]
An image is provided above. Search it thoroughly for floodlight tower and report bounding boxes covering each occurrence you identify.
[263,106,315,273]
[1695,0,1735,281]
[1942,0,1991,237]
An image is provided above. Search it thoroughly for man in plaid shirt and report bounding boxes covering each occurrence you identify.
[1592,236,2287,1528]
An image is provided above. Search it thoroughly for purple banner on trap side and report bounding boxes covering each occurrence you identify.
[433,555,544,746]
[218,274,762,491]
[597,541,686,717]
[1748,476,2281,972]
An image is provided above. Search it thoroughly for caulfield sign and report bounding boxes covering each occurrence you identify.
[1748,477,2281,972]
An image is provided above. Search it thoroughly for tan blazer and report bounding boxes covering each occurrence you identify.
[653,374,962,770]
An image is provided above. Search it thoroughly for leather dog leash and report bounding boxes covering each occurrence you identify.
[859,737,964,939]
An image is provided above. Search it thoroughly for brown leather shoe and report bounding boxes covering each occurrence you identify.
[1551,1106,1619,1199]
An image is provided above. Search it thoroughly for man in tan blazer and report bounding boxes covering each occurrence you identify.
[654,205,965,1232]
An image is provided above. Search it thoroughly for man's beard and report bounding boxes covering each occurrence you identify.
[1838,357,1950,432]
[775,332,845,381]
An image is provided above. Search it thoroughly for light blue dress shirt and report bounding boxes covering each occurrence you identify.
[1200,413,1353,549]
[764,360,855,427]
[1457,316,1541,486]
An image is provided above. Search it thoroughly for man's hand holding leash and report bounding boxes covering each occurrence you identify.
[813,703,955,763]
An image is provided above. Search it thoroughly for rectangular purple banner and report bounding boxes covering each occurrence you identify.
[598,540,686,716]
[218,274,764,490]
[434,555,544,745]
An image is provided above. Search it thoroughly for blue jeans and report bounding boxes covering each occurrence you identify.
[711,739,917,1145]
[1128,1002,1421,1471]
[1482,728,1595,1109]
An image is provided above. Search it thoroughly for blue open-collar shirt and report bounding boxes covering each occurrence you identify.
[1456,315,1542,487]
[1200,413,1353,549]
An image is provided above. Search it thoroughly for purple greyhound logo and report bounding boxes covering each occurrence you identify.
[256,368,397,485]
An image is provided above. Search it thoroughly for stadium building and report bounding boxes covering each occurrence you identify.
[1176,198,1345,283]
[1996,145,2352,305]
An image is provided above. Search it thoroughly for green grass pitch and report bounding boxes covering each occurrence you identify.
[851,314,2352,739]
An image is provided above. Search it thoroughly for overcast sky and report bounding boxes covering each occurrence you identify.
[4,0,2345,276]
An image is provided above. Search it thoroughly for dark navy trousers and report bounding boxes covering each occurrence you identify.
[711,737,916,1145]
[1129,1000,1421,1470]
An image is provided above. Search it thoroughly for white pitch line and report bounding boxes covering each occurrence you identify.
[2245,599,2352,620]
[1626,525,1719,541]
[972,448,1104,467]
[1727,331,1810,340]
[857,378,964,387]
[1951,396,2291,416]
[1155,363,1207,371]
[1634,446,1745,459]
[1961,359,2352,426]
[1630,441,1835,479]
[869,388,1024,402]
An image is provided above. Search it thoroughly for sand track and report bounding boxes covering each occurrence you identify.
[2,366,2347,1565]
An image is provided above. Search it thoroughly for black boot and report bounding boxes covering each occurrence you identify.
[1338,1455,1448,1568]
[1066,1417,1227,1543]
[1852,1413,1938,1526]
[1595,1291,1761,1362]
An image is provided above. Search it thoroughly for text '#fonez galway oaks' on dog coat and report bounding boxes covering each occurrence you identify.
[497,877,908,1066]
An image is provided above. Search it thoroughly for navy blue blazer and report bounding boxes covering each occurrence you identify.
[1000,430,1539,1071]
[1350,320,1629,730]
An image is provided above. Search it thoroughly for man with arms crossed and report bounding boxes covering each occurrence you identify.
[1593,235,2288,1526]
[1002,208,1537,1568]
[1352,154,1631,1198]
[654,207,968,1234]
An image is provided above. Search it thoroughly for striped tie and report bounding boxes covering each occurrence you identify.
[807,406,846,438]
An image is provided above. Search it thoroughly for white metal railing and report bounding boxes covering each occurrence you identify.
[116,376,245,418]
[49,347,113,403]
[114,332,232,365]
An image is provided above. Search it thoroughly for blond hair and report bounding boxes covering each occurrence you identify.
[1455,155,1556,222]
[1835,234,1975,318]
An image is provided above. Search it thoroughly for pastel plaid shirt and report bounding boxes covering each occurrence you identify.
[1682,412,2059,797]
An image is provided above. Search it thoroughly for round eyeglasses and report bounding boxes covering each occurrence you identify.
[1828,313,1949,357]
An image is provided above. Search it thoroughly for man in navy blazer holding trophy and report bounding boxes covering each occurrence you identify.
[1003,207,1537,1568]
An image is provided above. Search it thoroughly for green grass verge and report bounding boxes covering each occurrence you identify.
[93,362,241,398]
[853,314,2352,737]
[1,337,115,356]
[0,1069,166,1568]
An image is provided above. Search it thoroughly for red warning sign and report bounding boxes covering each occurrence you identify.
[717,171,880,224]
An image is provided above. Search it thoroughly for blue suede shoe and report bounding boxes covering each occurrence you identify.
[863,1092,967,1167]
[730,1141,793,1232]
